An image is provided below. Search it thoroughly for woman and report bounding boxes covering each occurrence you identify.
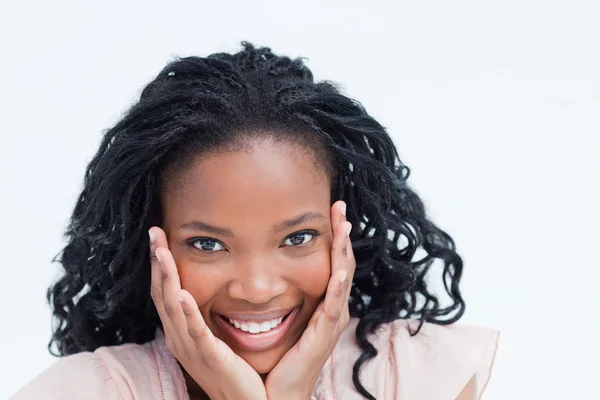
[12,42,498,400]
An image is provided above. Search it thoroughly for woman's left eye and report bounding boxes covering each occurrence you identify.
[283,231,316,247]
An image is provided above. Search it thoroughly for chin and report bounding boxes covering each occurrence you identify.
[239,347,288,374]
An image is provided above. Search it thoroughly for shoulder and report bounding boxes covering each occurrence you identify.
[10,350,122,400]
[315,318,499,400]
[10,331,186,400]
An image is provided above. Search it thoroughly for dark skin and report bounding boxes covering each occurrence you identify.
[156,138,346,399]
[150,137,478,399]
[149,140,476,400]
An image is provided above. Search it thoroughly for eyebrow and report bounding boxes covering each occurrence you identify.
[179,211,327,237]
[179,220,234,237]
[273,211,327,233]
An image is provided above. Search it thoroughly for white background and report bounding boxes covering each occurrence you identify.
[1,0,599,398]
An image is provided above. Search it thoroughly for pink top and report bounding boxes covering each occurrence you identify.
[11,318,499,399]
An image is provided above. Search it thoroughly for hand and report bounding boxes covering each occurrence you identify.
[264,200,356,400]
[149,227,267,400]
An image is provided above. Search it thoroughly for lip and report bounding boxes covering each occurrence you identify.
[213,307,300,351]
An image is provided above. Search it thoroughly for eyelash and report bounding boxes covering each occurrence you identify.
[188,230,321,253]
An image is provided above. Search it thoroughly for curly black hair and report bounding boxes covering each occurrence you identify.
[47,42,464,400]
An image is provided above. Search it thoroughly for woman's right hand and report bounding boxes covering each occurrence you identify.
[149,227,267,400]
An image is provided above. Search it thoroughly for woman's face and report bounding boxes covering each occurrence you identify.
[160,138,333,373]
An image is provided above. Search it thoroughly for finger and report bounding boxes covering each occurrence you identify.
[149,227,173,329]
[322,268,348,323]
[317,220,352,330]
[307,300,324,328]
[330,200,347,236]
[178,289,214,345]
[330,220,352,278]
[344,229,356,299]
[180,290,236,367]
[157,246,188,331]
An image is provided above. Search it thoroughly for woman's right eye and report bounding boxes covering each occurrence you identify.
[191,238,225,252]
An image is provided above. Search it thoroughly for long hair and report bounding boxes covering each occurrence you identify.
[48,42,464,399]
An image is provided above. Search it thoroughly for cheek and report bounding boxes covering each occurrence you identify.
[175,259,221,307]
[293,250,331,298]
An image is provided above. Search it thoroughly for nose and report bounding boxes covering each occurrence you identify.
[227,254,287,304]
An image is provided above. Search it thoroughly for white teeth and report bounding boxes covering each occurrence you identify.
[259,321,271,332]
[227,316,285,334]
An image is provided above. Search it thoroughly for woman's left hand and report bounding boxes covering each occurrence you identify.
[264,200,356,400]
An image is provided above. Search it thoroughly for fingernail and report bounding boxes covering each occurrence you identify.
[339,270,347,283]
[345,222,352,236]
[155,249,162,263]
[149,230,156,243]
[341,202,346,216]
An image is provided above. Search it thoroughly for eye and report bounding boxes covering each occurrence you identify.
[191,238,226,252]
[283,230,317,247]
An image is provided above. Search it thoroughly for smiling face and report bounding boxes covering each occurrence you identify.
[160,137,333,373]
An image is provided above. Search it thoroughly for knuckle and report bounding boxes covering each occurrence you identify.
[326,309,342,323]
[334,284,344,297]
[188,326,207,342]
[181,304,193,316]
[164,302,177,318]
[341,244,348,256]
[343,277,351,291]
[164,268,180,283]
[150,288,161,304]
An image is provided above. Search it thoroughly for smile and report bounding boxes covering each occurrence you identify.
[213,307,299,351]
[227,316,285,333]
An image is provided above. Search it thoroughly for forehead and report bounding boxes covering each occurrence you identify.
[161,140,331,228]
